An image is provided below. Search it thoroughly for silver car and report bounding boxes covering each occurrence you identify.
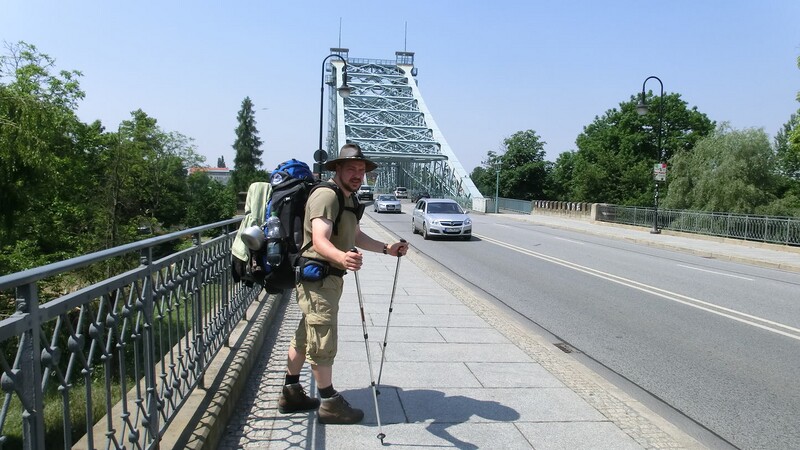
[373,194,402,213]
[411,198,472,240]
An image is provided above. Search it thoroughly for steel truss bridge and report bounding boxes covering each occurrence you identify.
[323,48,484,209]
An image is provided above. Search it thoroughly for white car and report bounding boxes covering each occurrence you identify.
[411,198,472,240]
[394,186,408,199]
[357,185,374,201]
[373,194,402,213]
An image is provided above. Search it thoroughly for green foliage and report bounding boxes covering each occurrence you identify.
[775,111,800,181]
[470,151,501,197]
[230,96,264,194]
[185,172,237,227]
[472,131,551,200]
[0,41,235,283]
[501,130,552,200]
[568,92,714,205]
[545,150,576,199]
[664,124,779,213]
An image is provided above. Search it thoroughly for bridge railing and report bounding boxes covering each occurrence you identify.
[594,204,800,246]
[0,217,264,449]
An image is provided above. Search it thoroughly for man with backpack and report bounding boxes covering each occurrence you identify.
[278,143,409,424]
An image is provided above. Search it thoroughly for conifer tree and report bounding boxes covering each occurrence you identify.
[231,96,264,194]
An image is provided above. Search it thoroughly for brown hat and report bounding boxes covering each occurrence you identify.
[324,143,378,172]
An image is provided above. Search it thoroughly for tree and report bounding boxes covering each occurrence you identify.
[0,41,85,232]
[569,92,714,205]
[470,151,502,197]
[185,172,236,227]
[664,124,778,213]
[0,41,99,274]
[230,96,264,194]
[547,150,576,200]
[501,130,551,200]
[774,112,800,181]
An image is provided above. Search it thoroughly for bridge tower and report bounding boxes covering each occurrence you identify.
[322,48,484,208]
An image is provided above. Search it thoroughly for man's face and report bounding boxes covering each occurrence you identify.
[335,160,367,194]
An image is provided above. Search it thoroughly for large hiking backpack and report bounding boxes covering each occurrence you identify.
[255,159,356,293]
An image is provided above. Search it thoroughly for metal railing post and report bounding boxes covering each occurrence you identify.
[15,283,46,450]
[192,232,206,390]
[140,246,160,445]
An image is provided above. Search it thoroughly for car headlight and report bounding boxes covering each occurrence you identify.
[430,219,440,225]
[464,218,472,225]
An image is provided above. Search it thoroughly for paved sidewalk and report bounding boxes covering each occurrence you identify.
[218,218,708,449]
[505,213,800,273]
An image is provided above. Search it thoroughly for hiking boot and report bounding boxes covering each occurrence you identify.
[278,383,320,413]
[317,393,364,424]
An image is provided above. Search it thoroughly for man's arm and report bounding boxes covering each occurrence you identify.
[355,225,409,257]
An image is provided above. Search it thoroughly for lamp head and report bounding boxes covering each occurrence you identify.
[337,84,351,98]
[636,99,649,116]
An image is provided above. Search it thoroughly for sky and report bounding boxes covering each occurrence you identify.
[2,1,799,173]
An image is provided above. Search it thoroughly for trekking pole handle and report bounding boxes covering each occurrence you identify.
[398,239,407,257]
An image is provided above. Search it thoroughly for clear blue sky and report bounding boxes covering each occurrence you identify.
[3,1,799,173]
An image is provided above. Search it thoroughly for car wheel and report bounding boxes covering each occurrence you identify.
[422,224,430,240]
[411,219,417,234]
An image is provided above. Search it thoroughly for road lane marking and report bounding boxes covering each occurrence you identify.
[474,233,800,342]
[552,236,584,245]
[677,264,753,281]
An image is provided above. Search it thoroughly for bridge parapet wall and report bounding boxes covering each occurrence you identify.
[532,200,593,219]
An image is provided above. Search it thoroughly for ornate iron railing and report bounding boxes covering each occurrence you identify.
[0,218,263,449]
[595,204,800,246]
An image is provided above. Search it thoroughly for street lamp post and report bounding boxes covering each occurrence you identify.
[317,54,351,176]
[636,76,664,234]
[494,156,501,214]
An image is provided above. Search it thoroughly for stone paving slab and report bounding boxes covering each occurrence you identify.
[333,361,485,389]
[377,341,533,363]
[517,421,645,450]
[319,422,533,450]
[437,327,511,343]
[466,361,568,388]
[338,324,447,343]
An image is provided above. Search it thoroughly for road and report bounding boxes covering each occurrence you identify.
[366,204,800,450]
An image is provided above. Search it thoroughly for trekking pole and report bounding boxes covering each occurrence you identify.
[376,239,406,392]
[351,247,386,443]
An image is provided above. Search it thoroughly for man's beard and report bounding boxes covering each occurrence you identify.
[334,174,360,194]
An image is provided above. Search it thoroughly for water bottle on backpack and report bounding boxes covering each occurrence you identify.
[265,212,283,266]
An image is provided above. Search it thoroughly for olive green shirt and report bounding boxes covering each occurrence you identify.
[300,186,358,269]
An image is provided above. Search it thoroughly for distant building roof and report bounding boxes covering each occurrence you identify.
[188,166,232,184]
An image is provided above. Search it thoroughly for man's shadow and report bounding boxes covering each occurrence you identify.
[334,386,520,449]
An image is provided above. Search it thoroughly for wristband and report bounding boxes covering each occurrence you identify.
[382,243,389,254]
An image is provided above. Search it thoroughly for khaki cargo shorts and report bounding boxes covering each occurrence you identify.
[291,275,344,367]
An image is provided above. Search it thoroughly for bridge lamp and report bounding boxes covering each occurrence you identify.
[636,75,664,235]
[317,54,351,176]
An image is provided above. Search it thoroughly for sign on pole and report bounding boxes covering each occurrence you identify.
[653,163,667,181]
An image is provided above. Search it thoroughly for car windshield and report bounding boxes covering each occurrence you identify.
[378,195,396,201]
[427,202,462,214]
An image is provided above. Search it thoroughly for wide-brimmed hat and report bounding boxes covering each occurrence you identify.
[324,144,377,172]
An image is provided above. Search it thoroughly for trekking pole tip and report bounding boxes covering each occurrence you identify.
[377,432,386,443]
